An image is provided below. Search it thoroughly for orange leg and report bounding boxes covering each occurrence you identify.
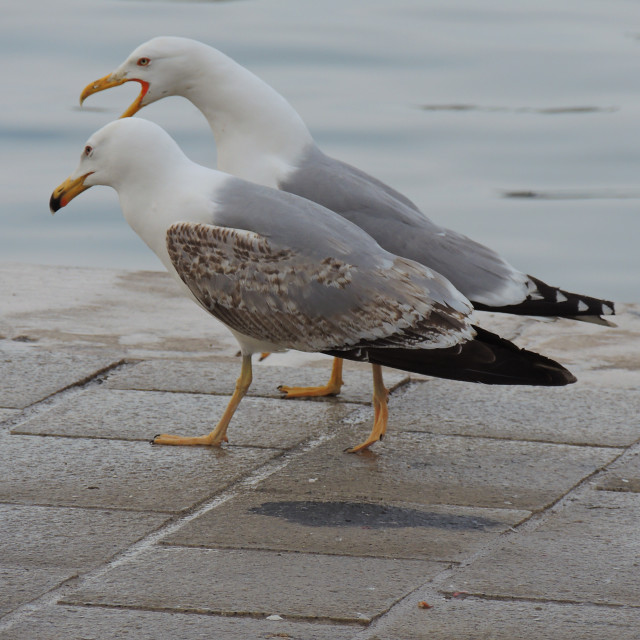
[278,357,344,398]
[346,364,390,453]
[153,355,252,446]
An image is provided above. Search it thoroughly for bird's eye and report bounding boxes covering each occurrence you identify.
[137,57,150,67]
[84,145,93,157]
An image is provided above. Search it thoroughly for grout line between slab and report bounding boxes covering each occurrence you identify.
[355,426,640,638]
[104,369,410,405]
[396,427,632,449]
[436,591,640,609]
[55,600,371,628]
[157,537,463,563]
[106,384,374,405]
[0,500,175,515]
[0,428,340,633]
[3,359,135,432]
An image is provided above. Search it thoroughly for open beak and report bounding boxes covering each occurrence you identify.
[80,74,150,118]
[50,173,92,214]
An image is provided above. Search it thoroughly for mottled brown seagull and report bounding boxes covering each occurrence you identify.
[50,118,576,452]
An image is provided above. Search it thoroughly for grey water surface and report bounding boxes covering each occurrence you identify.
[1,0,638,301]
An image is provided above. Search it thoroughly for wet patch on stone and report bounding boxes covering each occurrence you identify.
[249,500,502,530]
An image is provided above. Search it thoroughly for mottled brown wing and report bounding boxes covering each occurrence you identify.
[166,222,472,353]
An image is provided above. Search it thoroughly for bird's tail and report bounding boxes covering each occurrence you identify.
[473,276,615,326]
[324,325,576,386]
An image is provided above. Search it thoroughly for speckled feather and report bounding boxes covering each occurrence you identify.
[166,221,474,353]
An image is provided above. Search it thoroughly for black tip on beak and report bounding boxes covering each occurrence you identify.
[49,192,62,214]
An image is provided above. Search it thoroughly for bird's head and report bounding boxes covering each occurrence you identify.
[79,37,199,118]
[50,118,183,213]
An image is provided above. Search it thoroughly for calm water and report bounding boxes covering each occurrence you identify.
[2,0,639,301]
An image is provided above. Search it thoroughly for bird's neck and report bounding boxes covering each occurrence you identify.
[183,54,314,187]
[117,158,210,266]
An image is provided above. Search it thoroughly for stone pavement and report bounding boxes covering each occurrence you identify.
[0,263,638,639]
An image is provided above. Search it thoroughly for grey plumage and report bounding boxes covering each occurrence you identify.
[280,145,614,318]
[79,36,615,322]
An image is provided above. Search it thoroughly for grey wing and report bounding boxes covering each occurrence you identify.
[280,145,530,307]
[166,222,474,354]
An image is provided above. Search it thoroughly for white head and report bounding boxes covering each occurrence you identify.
[50,117,187,212]
[79,37,314,179]
[80,37,231,117]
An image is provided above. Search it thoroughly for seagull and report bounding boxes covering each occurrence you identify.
[50,118,575,452]
[79,37,614,400]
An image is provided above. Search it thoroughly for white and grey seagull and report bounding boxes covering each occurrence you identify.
[50,118,575,452]
[79,37,614,400]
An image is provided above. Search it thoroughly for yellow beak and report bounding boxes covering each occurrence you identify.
[50,173,92,213]
[80,74,150,118]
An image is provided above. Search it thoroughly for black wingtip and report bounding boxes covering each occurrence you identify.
[326,325,576,387]
[473,275,615,323]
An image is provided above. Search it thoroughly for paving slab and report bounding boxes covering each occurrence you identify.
[0,409,18,424]
[61,546,441,625]
[0,504,167,570]
[516,307,640,376]
[594,449,640,493]
[366,597,640,640]
[163,492,530,561]
[105,358,409,405]
[445,490,640,606]
[0,432,277,512]
[572,364,640,389]
[0,567,71,619]
[0,265,238,357]
[0,604,357,640]
[0,341,122,409]
[255,429,621,511]
[12,387,358,449]
[391,380,640,447]
[2,265,638,639]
